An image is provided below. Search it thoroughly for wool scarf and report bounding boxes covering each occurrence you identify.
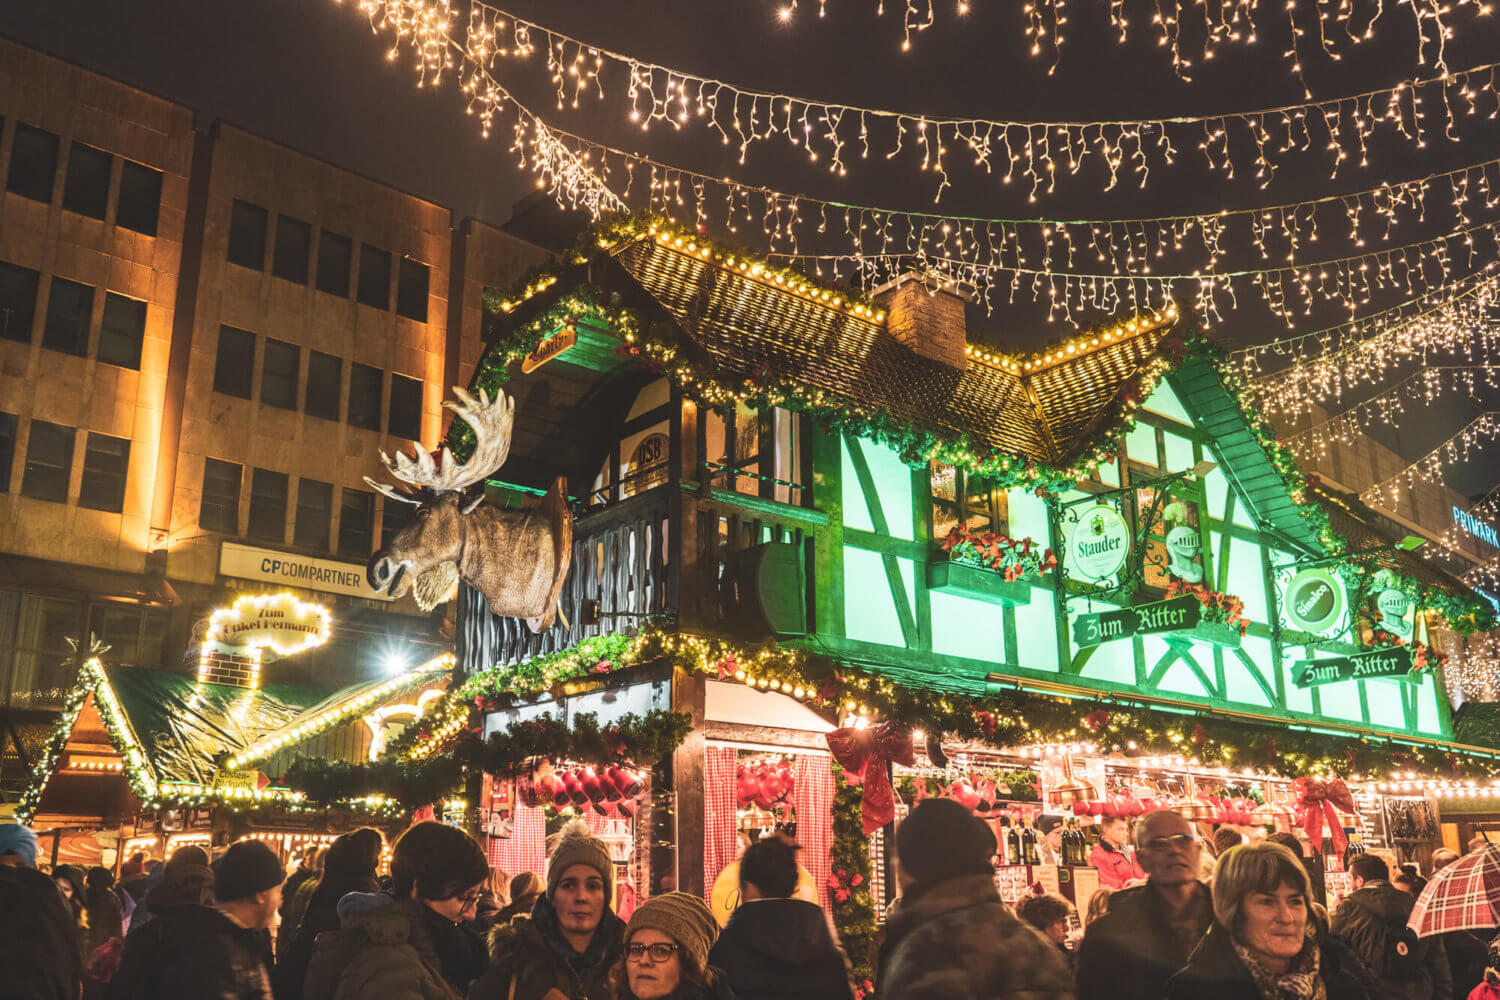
[1231,938,1327,1000]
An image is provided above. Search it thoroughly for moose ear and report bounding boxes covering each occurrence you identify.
[460,489,486,515]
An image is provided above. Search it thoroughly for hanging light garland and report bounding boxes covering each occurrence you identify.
[355,0,1499,201]
[1280,365,1500,457]
[1360,411,1500,508]
[780,0,1488,85]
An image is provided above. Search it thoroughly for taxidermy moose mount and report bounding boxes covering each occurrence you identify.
[364,387,572,632]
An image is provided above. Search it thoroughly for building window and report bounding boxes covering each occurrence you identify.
[0,412,15,493]
[396,257,429,322]
[381,497,410,544]
[260,338,300,410]
[700,403,807,504]
[200,457,242,533]
[97,292,146,370]
[79,432,130,513]
[272,215,311,285]
[116,160,162,236]
[305,351,342,421]
[42,276,93,357]
[388,374,422,440]
[21,420,73,503]
[248,467,289,542]
[0,260,40,343]
[357,244,391,309]
[213,325,256,398]
[6,124,59,203]
[8,595,84,709]
[348,363,382,431]
[227,199,269,270]
[929,462,1008,540]
[338,488,374,557]
[294,478,333,550]
[316,230,352,297]
[61,142,111,220]
[88,604,166,669]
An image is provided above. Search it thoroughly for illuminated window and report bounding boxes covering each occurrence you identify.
[702,404,807,504]
[6,124,58,203]
[930,462,1009,539]
[61,142,111,220]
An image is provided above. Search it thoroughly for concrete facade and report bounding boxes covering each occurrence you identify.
[0,40,544,718]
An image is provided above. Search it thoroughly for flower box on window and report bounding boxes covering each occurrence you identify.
[926,560,1034,607]
[1169,620,1243,649]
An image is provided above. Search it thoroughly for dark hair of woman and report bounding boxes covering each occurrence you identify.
[307,827,384,911]
[391,822,489,901]
[607,945,719,1000]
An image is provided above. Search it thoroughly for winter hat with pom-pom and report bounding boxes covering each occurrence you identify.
[547,819,614,904]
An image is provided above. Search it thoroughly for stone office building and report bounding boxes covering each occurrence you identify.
[0,39,545,795]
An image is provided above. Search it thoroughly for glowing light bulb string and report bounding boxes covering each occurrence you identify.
[1279,365,1500,454]
[436,0,1500,201]
[1360,411,1500,508]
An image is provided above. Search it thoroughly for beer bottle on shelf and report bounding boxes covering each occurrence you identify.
[1022,817,1041,865]
[1006,816,1022,866]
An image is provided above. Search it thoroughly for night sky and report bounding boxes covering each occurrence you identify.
[5,0,1498,497]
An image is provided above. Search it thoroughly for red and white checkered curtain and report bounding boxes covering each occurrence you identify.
[794,753,835,910]
[704,744,740,901]
[489,802,547,880]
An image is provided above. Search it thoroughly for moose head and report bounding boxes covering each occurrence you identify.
[365,387,573,632]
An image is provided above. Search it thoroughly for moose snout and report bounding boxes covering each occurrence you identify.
[367,551,404,595]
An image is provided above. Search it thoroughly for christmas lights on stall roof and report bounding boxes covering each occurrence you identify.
[353,0,1500,200]
[773,0,1489,84]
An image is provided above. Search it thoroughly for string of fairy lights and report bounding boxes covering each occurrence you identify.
[781,0,1488,86]
[1283,366,1500,456]
[443,1,1500,200]
[1359,412,1500,507]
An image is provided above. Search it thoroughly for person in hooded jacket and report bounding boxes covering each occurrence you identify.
[1332,853,1451,1000]
[0,822,84,1000]
[468,821,626,1000]
[302,821,489,1000]
[706,835,853,1000]
[493,872,544,929]
[1166,843,1374,1000]
[274,827,384,1000]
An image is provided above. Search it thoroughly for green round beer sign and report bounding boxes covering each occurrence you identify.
[1282,567,1345,636]
[1068,505,1131,582]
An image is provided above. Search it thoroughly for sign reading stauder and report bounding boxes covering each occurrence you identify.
[219,542,392,602]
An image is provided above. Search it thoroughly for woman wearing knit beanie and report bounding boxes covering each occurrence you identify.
[469,821,627,1000]
[607,892,733,1000]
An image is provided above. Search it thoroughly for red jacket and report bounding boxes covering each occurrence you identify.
[1089,840,1145,889]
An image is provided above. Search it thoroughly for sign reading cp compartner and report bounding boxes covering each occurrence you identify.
[219,542,393,602]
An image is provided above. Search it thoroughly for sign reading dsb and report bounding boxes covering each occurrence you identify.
[1292,646,1416,688]
[1073,595,1201,648]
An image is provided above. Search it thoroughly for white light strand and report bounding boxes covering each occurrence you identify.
[1283,365,1500,457]
[787,0,1490,87]
[384,0,1500,201]
[1360,411,1500,508]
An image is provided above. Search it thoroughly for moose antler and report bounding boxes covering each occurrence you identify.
[364,386,515,505]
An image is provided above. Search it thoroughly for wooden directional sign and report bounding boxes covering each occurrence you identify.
[1073,595,1201,649]
[1292,646,1416,688]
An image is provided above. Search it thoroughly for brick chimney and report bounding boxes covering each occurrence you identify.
[873,272,970,370]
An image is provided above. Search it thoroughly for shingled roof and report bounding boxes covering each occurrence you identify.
[486,223,1181,471]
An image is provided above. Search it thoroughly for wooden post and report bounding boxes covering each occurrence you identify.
[671,665,706,898]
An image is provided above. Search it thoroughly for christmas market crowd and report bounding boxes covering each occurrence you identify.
[0,806,1493,1000]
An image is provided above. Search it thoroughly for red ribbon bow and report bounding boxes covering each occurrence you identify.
[826,723,916,836]
[1293,778,1355,855]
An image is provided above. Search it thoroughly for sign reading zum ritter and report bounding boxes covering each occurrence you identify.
[1073,595,1201,648]
[1292,646,1417,688]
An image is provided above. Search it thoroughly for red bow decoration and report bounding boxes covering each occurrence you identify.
[826,723,915,836]
[1293,778,1355,855]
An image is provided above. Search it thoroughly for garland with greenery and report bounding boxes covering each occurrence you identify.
[290,708,691,809]
[831,761,877,1000]
[940,526,1057,582]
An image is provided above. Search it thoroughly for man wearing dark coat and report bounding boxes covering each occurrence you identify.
[707,835,855,1000]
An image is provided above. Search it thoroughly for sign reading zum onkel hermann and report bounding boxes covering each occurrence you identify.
[1073,595,1201,648]
[219,542,393,602]
[1291,646,1416,688]
[1067,505,1131,582]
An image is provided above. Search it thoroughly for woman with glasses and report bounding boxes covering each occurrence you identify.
[302,822,489,999]
[1165,843,1371,1000]
[607,892,734,1000]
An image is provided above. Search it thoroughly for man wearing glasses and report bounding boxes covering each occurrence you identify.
[1075,810,1213,1000]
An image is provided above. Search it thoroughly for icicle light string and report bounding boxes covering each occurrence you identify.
[352,1,1500,328]
[786,0,1489,86]
[366,0,1500,202]
[1239,267,1500,412]
[1280,365,1500,456]
[1360,411,1500,508]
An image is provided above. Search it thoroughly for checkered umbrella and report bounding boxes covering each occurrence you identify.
[1408,845,1500,937]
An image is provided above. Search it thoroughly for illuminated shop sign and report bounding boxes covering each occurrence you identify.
[1453,506,1499,548]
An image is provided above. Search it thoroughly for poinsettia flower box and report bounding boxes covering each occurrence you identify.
[926,559,1034,607]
